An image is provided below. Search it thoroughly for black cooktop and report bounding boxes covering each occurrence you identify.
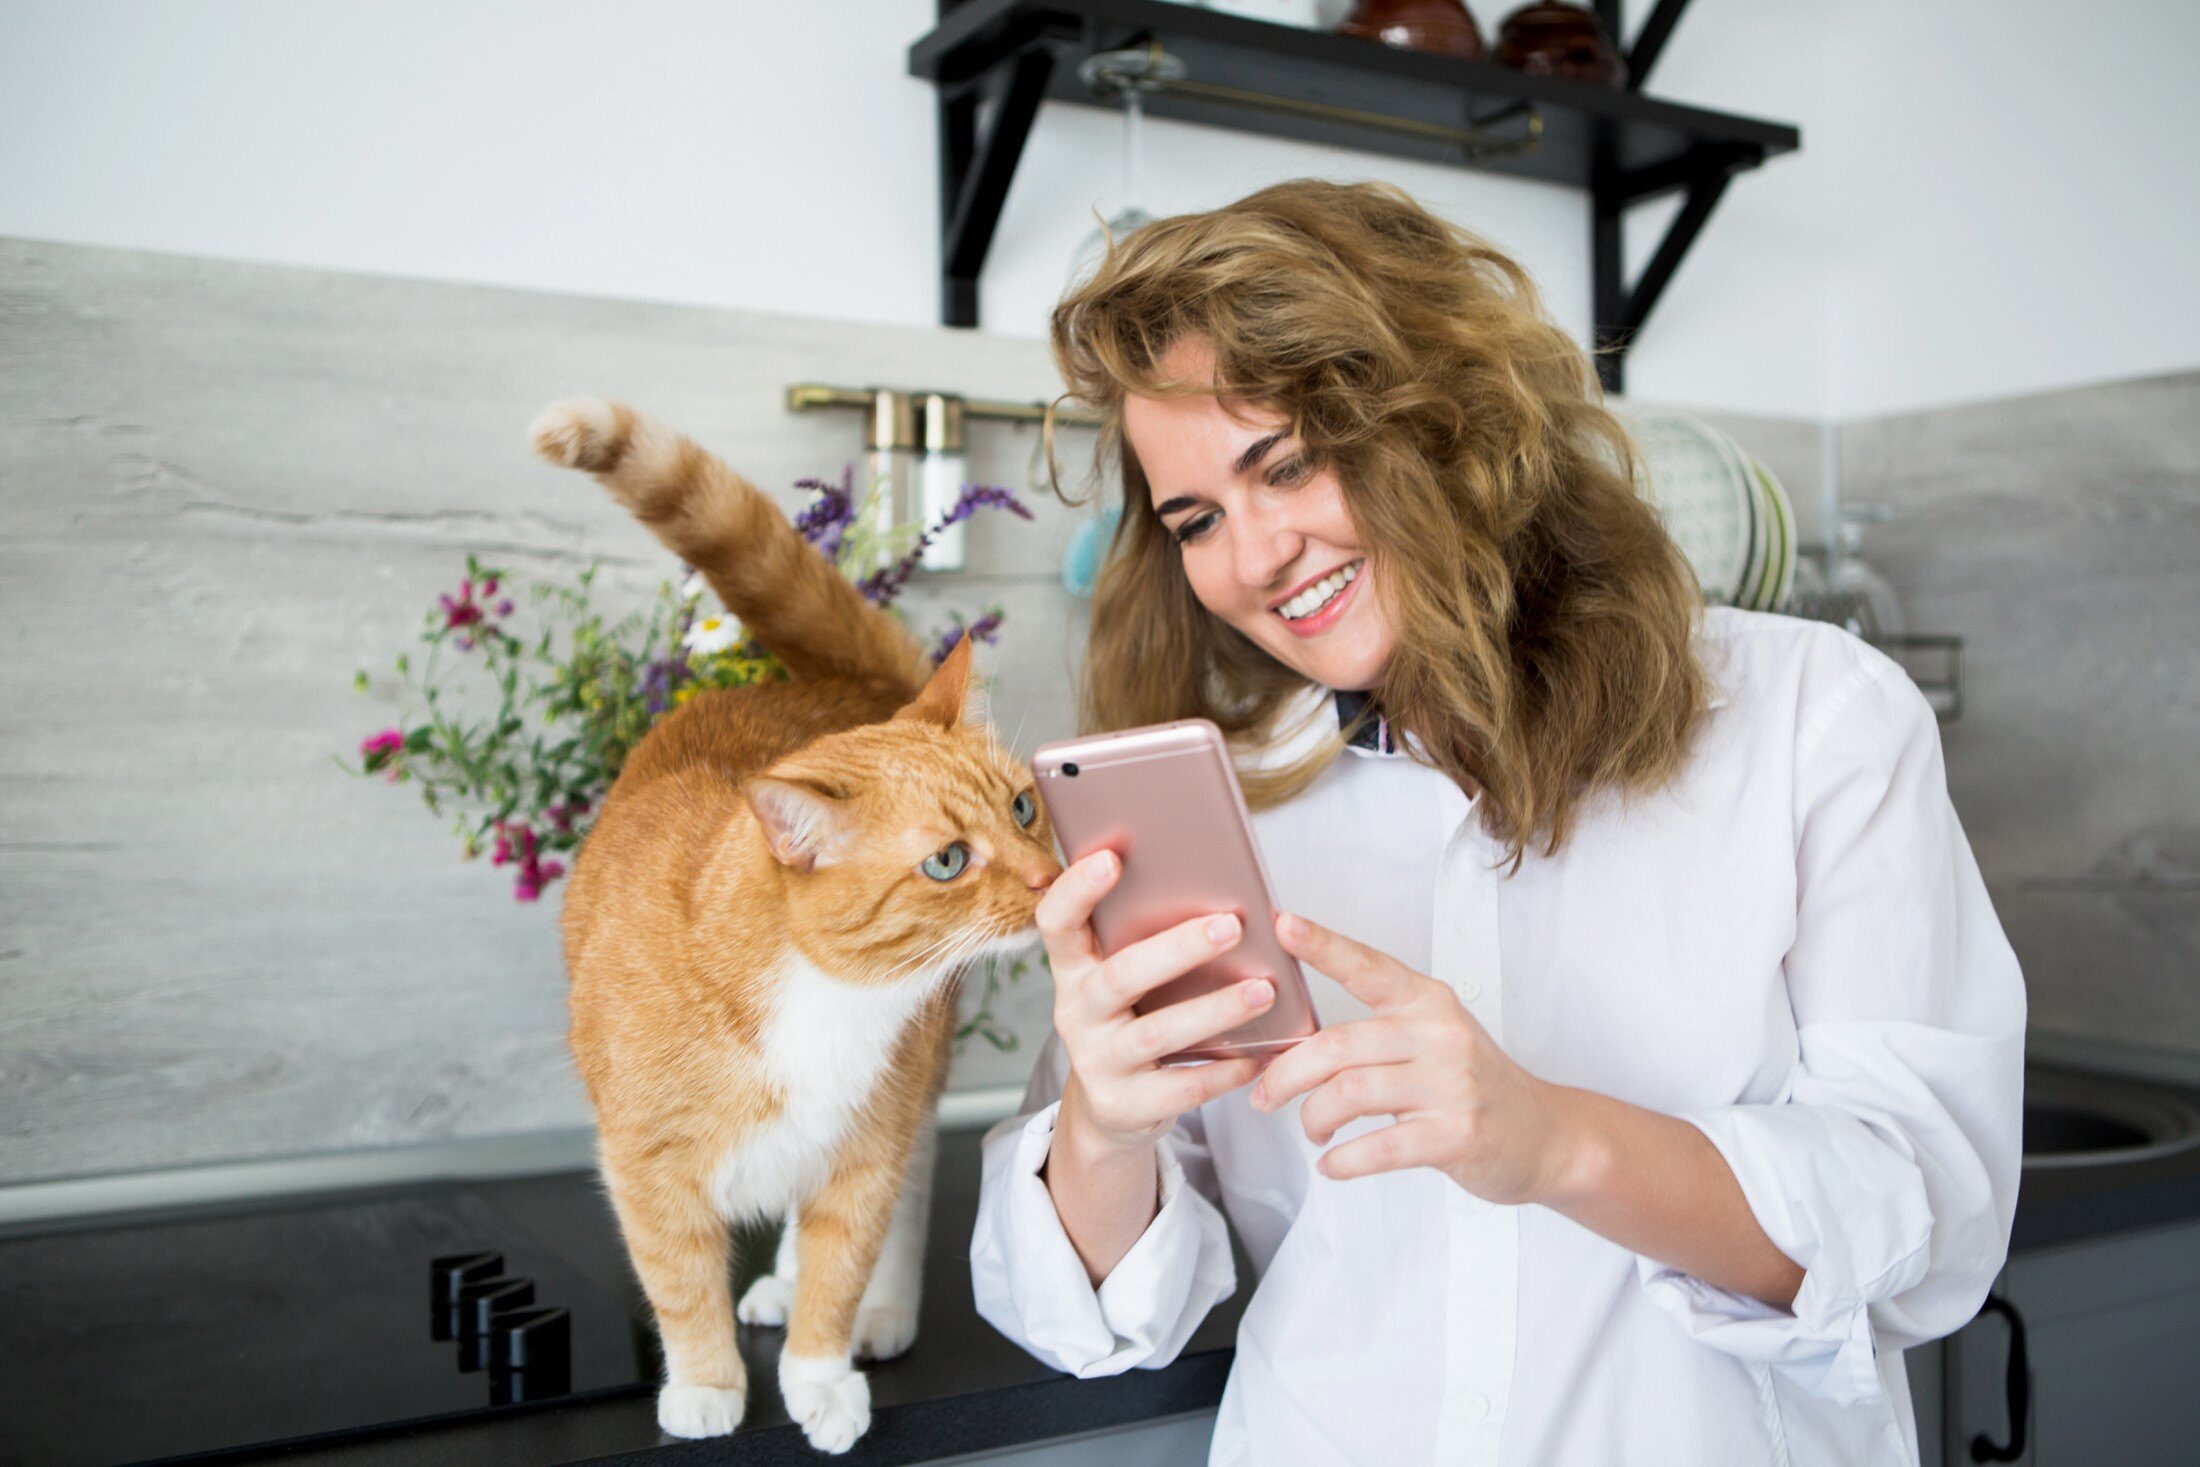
[0,1170,660,1466]
[0,1130,1249,1467]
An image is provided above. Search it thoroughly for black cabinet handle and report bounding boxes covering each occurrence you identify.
[1969,1293,2030,1463]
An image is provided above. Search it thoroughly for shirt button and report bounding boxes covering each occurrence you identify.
[1456,975,1482,1002]
[1459,1393,1491,1424]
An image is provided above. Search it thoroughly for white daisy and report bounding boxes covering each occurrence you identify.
[683,613,742,655]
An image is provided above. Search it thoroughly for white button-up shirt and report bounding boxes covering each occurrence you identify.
[971,607,2026,1466]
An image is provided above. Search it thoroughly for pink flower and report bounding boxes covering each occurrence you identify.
[514,855,566,902]
[359,728,405,780]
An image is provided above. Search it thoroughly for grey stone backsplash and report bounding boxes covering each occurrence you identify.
[1,238,1098,1187]
[1841,370,2200,1068]
[5,235,2191,1194]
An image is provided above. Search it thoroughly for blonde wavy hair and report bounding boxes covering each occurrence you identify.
[1044,178,1711,869]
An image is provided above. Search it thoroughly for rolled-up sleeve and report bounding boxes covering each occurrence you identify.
[1638,647,2026,1405]
[969,1031,1237,1377]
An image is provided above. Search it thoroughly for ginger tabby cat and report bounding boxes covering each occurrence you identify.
[532,398,1060,1453]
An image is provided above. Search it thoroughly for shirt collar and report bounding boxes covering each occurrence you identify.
[1332,687,1401,755]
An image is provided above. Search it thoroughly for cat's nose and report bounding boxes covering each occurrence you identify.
[1026,860,1063,892]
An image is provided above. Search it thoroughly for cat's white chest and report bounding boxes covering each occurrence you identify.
[709,954,937,1221]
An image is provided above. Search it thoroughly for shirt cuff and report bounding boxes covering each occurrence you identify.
[969,1101,1235,1378]
[1635,1102,1934,1406]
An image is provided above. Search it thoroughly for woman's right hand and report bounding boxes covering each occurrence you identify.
[1036,848,1276,1155]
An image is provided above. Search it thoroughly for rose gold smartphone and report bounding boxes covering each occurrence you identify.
[1031,718,1319,1064]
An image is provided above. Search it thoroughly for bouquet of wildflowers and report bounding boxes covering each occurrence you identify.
[345,469,1038,1050]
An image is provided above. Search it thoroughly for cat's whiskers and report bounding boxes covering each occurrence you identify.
[898,919,1013,990]
[870,922,993,989]
[870,929,964,986]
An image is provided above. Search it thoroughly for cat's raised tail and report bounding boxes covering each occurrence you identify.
[531,397,934,694]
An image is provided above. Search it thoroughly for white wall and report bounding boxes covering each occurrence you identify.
[0,1,2193,421]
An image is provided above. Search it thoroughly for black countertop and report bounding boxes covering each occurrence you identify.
[8,1071,2200,1467]
[0,1125,1245,1467]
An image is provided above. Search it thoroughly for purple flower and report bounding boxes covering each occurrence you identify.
[931,610,1004,665]
[860,482,1035,608]
[793,466,858,562]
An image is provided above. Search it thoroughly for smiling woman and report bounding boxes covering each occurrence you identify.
[990,178,2026,1467]
[1043,179,1706,864]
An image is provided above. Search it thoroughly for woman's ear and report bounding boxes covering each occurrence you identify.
[891,633,988,730]
[744,775,854,871]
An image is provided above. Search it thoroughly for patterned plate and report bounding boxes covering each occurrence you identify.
[1624,413,1757,606]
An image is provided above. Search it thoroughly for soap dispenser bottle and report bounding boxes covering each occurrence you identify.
[919,392,968,572]
[863,389,920,580]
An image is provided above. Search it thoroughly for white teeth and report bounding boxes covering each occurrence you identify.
[1277,561,1360,620]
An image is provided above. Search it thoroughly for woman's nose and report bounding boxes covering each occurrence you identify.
[1227,505,1301,592]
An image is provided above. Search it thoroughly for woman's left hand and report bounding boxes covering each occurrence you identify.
[1250,910,1580,1206]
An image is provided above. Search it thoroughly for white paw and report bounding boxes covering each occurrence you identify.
[736,1272,791,1327]
[656,1381,746,1439]
[781,1354,871,1455]
[852,1300,918,1361]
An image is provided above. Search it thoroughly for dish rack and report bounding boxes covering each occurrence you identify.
[1780,560,1964,722]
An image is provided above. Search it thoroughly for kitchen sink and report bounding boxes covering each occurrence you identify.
[2023,1066,2200,1168]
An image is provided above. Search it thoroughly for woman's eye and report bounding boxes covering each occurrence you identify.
[1011,791,1036,828]
[1172,513,1218,545]
[922,842,970,881]
[1266,457,1310,487]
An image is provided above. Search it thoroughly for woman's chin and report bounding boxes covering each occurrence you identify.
[1256,623,1388,690]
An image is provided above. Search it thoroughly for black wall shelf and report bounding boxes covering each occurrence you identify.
[910,0,1800,393]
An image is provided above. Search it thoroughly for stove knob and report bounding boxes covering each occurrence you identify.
[429,1252,504,1341]
[455,1278,535,1371]
[487,1306,573,1402]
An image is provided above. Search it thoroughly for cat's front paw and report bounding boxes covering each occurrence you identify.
[780,1353,870,1456]
[736,1272,791,1328]
[852,1299,918,1361]
[656,1381,746,1439]
[530,397,629,473]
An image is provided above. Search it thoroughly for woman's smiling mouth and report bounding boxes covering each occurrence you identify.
[1273,558,1364,634]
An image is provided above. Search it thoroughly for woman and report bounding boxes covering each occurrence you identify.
[970,179,2024,1466]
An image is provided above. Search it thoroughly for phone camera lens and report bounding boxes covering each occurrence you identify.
[1061,762,1080,777]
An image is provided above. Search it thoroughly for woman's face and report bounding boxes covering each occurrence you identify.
[1121,339,1396,692]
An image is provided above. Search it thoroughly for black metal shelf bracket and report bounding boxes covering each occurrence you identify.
[1590,139,1752,394]
[918,0,1797,393]
[941,44,1055,328]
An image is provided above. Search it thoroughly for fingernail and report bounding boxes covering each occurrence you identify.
[1207,914,1240,944]
[1250,1082,1268,1110]
[1278,912,1302,940]
[1241,978,1272,1007]
[1088,853,1113,885]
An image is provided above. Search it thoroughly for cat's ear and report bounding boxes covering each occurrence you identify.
[744,774,855,872]
[893,633,988,730]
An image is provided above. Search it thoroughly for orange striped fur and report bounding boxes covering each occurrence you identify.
[532,400,1060,1451]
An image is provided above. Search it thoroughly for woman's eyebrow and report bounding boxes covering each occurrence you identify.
[1154,431,1289,516]
[1233,431,1285,475]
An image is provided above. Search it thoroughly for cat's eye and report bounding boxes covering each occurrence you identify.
[1012,791,1036,828]
[923,842,970,881]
